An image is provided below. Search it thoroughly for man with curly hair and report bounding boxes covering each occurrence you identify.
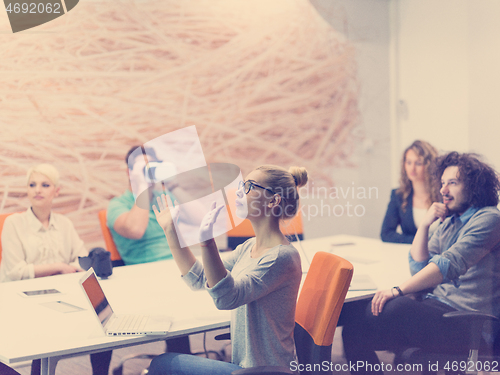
[342,152,500,374]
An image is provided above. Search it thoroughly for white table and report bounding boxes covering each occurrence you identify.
[0,235,411,374]
[0,260,230,375]
[296,234,412,301]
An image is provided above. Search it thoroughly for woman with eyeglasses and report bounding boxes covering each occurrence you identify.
[149,165,308,375]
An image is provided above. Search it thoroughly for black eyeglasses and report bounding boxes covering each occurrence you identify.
[238,180,277,196]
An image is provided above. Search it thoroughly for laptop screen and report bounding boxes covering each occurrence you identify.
[80,269,114,327]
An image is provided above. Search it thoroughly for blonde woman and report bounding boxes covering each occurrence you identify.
[381,140,440,243]
[0,164,112,375]
[149,165,308,375]
[0,164,87,281]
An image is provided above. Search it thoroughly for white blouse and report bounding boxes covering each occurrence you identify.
[413,207,440,237]
[0,208,88,282]
[412,207,427,228]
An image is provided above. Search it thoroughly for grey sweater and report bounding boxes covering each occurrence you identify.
[183,238,302,368]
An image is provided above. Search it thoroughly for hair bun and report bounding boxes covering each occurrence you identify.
[288,166,308,188]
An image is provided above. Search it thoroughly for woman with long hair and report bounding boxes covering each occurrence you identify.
[381,140,439,243]
[149,165,308,374]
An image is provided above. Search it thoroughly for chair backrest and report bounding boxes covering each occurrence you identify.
[0,213,15,265]
[226,212,304,250]
[294,251,353,370]
[98,210,124,267]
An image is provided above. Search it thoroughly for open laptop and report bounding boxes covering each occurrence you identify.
[79,268,172,336]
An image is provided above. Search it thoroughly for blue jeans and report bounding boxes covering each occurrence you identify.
[148,353,242,375]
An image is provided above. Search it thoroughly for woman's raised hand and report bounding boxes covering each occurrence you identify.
[199,201,225,243]
[153,194,180,233]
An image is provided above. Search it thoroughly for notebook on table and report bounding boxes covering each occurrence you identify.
[348,274,377,291]
[79,268,171,336]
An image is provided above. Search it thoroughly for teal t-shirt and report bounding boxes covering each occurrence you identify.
[106,190,173,265]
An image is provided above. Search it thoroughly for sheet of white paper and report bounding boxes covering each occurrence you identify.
[41,301,85,313]
[349,274,377,291]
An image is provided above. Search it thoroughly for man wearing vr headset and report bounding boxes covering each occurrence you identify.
[106,145,200,354]
[107,146,176,265]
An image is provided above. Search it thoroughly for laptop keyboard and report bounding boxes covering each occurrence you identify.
[111,314,148,332]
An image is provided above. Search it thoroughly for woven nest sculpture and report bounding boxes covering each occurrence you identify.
[0,0,360,247]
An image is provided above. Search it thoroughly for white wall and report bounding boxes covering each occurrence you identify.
[304,0,500,240]
[467,1,500,169]
[395,0,500,175]
[307,0,392,239]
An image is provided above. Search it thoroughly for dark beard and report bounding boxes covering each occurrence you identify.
[447,201,471,215]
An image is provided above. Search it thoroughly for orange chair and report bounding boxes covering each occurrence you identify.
[293,252,353,369]
[230,251,354,375]
[98,210,125,267]
[226,212,304,250]
[0,213,15,265]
